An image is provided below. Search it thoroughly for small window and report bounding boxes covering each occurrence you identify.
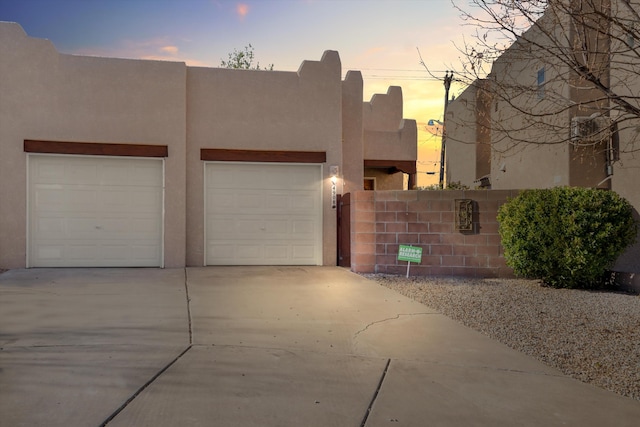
[537,67,545,99]
[364,178,376,191]
[627,25,635,48]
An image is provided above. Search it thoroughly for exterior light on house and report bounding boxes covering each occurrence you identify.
[330,165,339,182]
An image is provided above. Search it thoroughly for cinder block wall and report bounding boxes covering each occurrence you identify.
[350,190,519,277]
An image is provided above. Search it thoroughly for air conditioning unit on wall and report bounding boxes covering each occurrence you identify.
[571,115,611,143]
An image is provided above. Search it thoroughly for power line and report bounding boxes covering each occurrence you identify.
[364,75,441,81]
[342,66,452,81]
[344,67,452,73]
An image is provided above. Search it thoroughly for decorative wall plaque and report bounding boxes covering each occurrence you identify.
[455,199,474,231]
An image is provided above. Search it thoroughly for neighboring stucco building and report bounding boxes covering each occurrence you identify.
[362,86,418,190]
[445,0,640,274]
[0,22,417,269]
[445,79,491,188]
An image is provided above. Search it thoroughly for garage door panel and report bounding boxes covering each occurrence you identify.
[207,216,235,234]
[235,244,264,260]
[33,241,160,267]
[66,217,101,235]
[101,189,162,213]
[292,244,315,260]
[101,217,160,234]
[291,194,318,211]
[263,244,289,261]
[35,187,97,211]
[236,192,265,209]
[100,189,132,208]
[36,245,64,261]
[265,193,290,209]
[101,244,160,261]
[206,163,321,265]
[100,245,133,260]
[208,215,316,240]
[207,189,320,215]
[35,162,66,181]
[206,191,235,210]
[102,164,162,185]
[292,219,315,235]
[34,187,66,207]
[29,155,163,267]
[35,217,65,234]
[234,218,265,234]
[264,219,289,234]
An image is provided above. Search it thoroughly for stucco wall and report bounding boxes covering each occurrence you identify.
[362,87,416,161]
[488,28,572,190]
[609,0,640,273]
[341,71,364,194]
[445,85,478,188]
[185,51,343,266]
[363,86,403,131]
[0,23,187,268]
[610,125,640,273]
[1,22,418,269]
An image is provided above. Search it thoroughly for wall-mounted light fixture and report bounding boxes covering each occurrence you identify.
[330,165,339,209]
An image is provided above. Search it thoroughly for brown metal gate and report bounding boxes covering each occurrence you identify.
[337,193,351,267]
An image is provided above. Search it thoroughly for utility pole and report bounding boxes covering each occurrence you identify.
[439,71,453,187]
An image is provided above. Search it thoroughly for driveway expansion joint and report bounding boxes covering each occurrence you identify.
[360,358,391,427]
[100,344,193,426]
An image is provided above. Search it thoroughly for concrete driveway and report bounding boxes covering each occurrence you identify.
[1,267,639,426]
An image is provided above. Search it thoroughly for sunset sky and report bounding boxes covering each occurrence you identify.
[0,0,476,186]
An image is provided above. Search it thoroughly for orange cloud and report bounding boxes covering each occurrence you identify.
[161,45,179,55]
[236,3,249,20]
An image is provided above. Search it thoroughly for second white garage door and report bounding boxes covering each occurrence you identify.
[28,155,164,267]
[205,162,322,265]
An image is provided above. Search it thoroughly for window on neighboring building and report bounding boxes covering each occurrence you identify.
[627,25,636,48]
[537,67,545,99]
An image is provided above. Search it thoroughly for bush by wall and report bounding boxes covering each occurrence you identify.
[497,187,637,289]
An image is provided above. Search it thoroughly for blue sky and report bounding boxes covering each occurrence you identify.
[0,0,472,185]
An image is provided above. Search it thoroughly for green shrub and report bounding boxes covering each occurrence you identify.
[497,187,637,289]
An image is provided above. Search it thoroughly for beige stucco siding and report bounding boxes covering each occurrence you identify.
[341,71,364,193]
[445,85,477,188]
[185,52,343,266]
[0,23,187,268]
[362,86,417,162]
[1,22,418,269]
[444,1,640,273]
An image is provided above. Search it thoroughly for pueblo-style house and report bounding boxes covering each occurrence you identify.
[0,22,417,269]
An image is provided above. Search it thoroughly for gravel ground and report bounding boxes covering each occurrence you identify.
[363,274,640,401]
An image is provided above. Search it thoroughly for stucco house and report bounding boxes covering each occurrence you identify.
[445,0,640,275]
[0,22,417,269]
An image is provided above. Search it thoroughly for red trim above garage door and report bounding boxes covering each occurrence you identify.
[24,140,168,157]
[364,159,416,174]
[201,148,326,163]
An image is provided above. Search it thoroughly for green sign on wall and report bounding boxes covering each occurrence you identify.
[397,245,422,263]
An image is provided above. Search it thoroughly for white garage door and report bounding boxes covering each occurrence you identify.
[205,162,322,265]
[28,155,164,267]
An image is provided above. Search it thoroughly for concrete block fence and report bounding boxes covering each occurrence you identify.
[349,189,520,277]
